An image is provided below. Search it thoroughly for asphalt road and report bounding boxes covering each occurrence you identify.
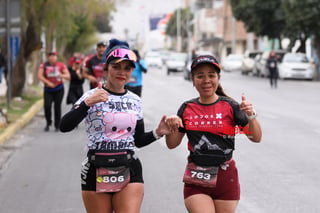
[0,67,320,213]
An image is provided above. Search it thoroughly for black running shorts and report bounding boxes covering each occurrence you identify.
[81,156,144,191]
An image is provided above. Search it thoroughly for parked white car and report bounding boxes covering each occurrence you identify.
[278,53,315,80]
[241,50,262,75]
[144,51,163,69]
[166,52,187,75]
[221,54,244,72]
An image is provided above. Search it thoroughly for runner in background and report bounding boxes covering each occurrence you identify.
[38,51,70,132]
[68,52,84,67]
[83,41,107,89]
[125,49,147,97]
[66,57,85,106]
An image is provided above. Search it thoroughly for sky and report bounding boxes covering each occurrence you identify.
[109,0,182,50]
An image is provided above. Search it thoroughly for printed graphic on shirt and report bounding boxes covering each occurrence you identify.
[178,97,247,155]
[194,135,233,154]
[41,62,66,85]
[76,89,142,151]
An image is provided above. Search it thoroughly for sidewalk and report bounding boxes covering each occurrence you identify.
[0,80,43,146]
[0,78,6,96]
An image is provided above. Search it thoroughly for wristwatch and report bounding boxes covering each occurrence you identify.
[247,109,257,120]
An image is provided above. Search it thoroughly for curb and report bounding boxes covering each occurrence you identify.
[0,99,44,146]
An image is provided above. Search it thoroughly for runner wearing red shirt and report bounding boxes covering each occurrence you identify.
[38,51,70,131]
[83,41,107,89]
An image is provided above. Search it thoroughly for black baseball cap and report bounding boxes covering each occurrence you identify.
[191,55,221,73]
[96,41,107,47]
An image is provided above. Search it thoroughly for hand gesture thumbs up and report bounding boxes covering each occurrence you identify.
[241,93,246,102]
[240,93,253,113]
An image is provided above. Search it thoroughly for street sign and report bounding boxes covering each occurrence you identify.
[0,0,21,35]
[10,36,19,64]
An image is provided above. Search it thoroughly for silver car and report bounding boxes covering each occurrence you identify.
[278,53,315,80]
[241,50,262,75]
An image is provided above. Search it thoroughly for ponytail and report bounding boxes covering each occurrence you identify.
[216,83,231,98]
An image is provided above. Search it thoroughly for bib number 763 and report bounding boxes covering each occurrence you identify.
[190,170,211,180]
[183,162,219,188]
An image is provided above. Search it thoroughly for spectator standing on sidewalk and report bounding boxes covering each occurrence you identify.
[83,41,107,89]
[38,51,70,132]
[125,49,147,97]
[0,48,7,84]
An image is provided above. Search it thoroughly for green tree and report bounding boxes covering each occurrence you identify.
[230,0,286,49]
[230,0,320,79]
[166,8,193,51]
[10,0,114,98]
[282,0,320,79]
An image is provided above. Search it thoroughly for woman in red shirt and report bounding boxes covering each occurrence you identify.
[165,55,262,213]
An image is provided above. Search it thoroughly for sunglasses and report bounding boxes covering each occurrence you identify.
[106,48,137,63]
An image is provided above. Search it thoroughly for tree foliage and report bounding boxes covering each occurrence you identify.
[230,0,320,79]
[230,0,285,40]
[166,8,193,51]
[282,0,320,79]
[9,0,114,97]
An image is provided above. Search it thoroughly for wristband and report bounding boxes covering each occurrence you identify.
[153,129,163,140]
[247,109,257,120]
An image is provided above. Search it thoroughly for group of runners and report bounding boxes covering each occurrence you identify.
[38,38,262,213]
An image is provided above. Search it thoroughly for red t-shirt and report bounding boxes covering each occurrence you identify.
[40,62,67,86]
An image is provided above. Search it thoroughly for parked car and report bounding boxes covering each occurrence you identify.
[278,52,315,80]
[255,50,287,77]
[241,50,262,75]
[183,50,214,80]
[221,54,244,72]
[144,51,163,69]
[166,52,187,75]
[252,54,262,76]
[159,50,171,65]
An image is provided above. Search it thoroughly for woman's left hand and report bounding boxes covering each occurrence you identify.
[239,93,255,116]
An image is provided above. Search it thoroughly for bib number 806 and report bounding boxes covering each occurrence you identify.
[191,171,211,180]
[102,175,124,183]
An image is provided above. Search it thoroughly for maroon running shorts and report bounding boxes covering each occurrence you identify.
[184,159,240,200]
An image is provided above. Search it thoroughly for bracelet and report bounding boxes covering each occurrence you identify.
[152,129,163,140]
[247,109,257,120]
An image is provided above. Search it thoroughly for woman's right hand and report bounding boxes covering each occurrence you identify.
[84,82,108,106]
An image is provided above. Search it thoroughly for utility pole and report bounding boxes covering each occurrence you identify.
[5,0,12,108]
[231,17,236,53]
[177,7,181,52]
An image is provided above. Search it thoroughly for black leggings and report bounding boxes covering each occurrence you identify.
[44,88,64,128]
